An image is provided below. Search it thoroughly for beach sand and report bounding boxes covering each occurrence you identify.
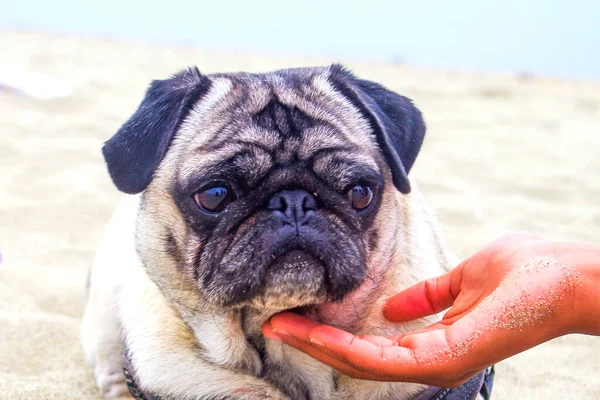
[1,30,599,399]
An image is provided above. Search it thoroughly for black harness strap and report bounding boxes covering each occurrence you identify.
[415,367,495,400]
[123,347,163,400]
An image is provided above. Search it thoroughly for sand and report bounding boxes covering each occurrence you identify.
[1,30,599,399]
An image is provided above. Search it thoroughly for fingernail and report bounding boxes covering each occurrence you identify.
[262,321,285,341]
[272,328,292,337]
[263,329,282,341]
[310,337,325,347]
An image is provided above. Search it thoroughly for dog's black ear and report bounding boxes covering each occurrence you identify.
[102,67,212,194]
[327,64,426,194]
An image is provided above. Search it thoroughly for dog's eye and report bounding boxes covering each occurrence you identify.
[193,186,235,213]
[347,185,374,210]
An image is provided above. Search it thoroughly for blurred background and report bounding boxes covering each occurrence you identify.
[0,1,599,399]
[2,0,600,79]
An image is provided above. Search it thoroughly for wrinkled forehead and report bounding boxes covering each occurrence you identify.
[160,69,382,188]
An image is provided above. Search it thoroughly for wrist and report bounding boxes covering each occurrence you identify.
[556,241,600,335]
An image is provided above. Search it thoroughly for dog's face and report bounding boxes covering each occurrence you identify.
[102,65,425,313]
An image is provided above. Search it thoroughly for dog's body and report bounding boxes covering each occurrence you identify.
[82,65,453,400]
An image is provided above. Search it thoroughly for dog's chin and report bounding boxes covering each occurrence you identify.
[247,250,329,312]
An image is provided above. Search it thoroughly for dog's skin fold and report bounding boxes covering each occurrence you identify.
[82,65,452,400]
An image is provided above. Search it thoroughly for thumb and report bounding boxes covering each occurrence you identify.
[384,264,463,322]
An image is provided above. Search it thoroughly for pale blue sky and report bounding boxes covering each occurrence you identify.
[2,0,599,80]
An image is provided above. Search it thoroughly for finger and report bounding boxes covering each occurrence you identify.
[273,332,386,381]
[384,265,464,322]
[269,312,322,341]
[261,320,281,341]
[280,327,487,387]
[269,313,393,348]
[307,325,428,379]
[307,318,474,372]
[357,335,396,347]
[387,313,467,344]
[396,325,456,354]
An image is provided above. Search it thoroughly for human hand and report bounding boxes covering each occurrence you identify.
[262,232,600,387]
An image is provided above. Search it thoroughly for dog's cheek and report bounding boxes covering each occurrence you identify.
[195,221,269,306]
[367,228,379,254]
[321,233,367,301]
[164,230,187,269]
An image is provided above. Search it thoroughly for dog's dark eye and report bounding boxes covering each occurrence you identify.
[347,185,374,210]
[193,186,235,213]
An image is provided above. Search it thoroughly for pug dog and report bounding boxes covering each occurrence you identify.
[81,65,454,400]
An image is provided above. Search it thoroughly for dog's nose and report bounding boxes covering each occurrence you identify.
[267,189,317,223]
